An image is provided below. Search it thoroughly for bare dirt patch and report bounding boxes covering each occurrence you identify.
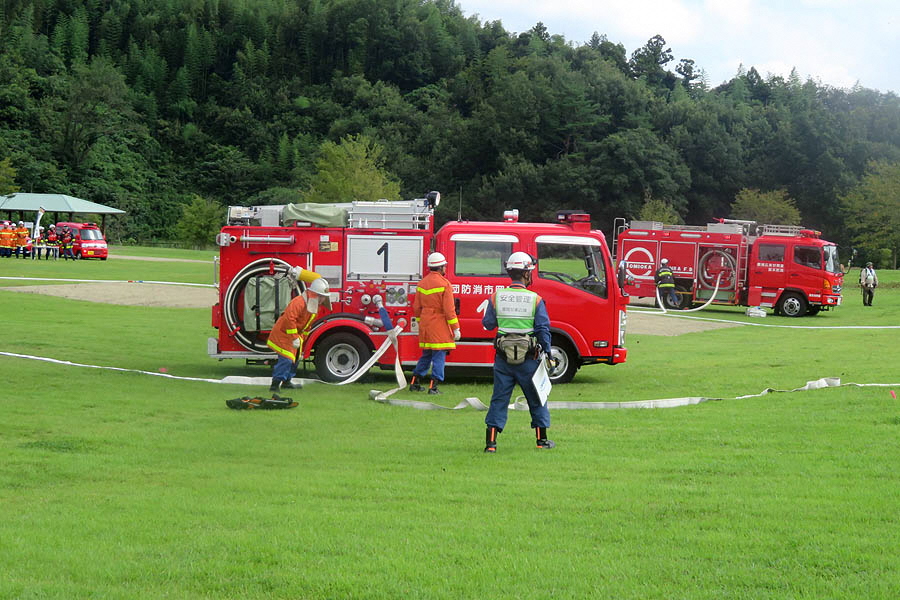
[1,283,216,308]
[626,310,739,336]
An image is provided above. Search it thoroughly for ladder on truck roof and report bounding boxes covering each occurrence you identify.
[226,196,436,231]
[758,224,804,237]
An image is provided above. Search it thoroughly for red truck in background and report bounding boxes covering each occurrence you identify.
[55,222,109,260]
[209,194,628,383]
[614,218,843,316]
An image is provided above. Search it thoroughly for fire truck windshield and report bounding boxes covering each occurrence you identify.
[823,245,841,274]
[536,241,608,299]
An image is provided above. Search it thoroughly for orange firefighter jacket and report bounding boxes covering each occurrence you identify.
[15,226,29,247]
[266,295,317,361]
[0,227,13,248]
[413,270,458,350]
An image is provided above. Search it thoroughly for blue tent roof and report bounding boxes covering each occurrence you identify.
[0,193,125,214]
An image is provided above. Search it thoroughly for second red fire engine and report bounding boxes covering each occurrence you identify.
[615,218,844,316]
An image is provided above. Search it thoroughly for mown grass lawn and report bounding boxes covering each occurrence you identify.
[1,255,898,599]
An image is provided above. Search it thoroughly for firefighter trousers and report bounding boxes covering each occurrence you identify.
[484,355,550,431]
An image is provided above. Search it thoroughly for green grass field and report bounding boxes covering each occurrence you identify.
[2,253,899,599]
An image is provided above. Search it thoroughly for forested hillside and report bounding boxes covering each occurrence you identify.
[2,0,899,259]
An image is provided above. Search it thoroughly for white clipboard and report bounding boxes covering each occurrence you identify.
[532,358,552,406]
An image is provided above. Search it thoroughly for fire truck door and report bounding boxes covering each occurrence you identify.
[789,243,825,299]
[751,241,787,306]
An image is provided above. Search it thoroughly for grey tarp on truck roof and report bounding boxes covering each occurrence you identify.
[282,203,348,227]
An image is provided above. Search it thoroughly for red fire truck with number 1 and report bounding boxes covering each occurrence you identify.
[209,193,628,383]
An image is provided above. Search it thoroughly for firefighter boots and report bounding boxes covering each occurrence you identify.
[409,375,424,392]
[269,378,281,393]
[535,427,556,449]
[484,426,499,453]
[427,380,441,395]
[282,380,302,389]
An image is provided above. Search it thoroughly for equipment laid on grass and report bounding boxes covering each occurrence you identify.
[225,395,297,410]
[210,193,629,384]
[615,218,844,316]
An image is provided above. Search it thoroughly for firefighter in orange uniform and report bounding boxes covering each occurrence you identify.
[266,271,332,393]
[0,222,13,257]
[14,221,29,258]
[409,252,460,395]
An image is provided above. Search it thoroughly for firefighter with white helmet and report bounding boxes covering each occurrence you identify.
[482,251,555,452]
[266,269,332,393]
[655,257,678,308]
[409,251,459,394]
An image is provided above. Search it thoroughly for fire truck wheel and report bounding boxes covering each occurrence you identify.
[314,333,372,383]
[548,336,578,384]
[777,292,808,317]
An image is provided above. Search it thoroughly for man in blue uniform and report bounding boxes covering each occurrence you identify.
[482,251,555,453]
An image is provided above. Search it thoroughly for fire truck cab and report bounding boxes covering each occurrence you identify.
[210,195,628,383]
[615,219,843,316]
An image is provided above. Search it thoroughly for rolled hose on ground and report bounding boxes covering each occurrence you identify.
[223,258,299,353]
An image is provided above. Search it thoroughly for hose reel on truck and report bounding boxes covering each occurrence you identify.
[222,258,302,354]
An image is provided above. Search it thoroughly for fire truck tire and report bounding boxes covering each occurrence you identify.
[548,336,578,384]
[777,292,808,317]
[661,285,692,310]
[314,332,373,383]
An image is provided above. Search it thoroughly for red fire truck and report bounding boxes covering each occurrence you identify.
[614,218,844,316]
[209,194,628,383]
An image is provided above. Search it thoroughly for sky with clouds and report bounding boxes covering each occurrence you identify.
[457,0,898,94]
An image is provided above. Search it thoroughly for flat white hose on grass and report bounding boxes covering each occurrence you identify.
[3,349,895,410]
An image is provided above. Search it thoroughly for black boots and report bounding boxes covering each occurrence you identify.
[535,427,556,449]
[484,427,499,453]
[270,378,301,393]
[409,376,441,393]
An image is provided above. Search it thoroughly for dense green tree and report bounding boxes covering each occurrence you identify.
[175,194,223,248]
[0,157,20,194]
[840,161,900,268]
[730,188,801,225]
[302,134,400,204]
[0,0,899,250]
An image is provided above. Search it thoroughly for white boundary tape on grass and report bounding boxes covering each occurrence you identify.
[2,350,896,410]
[0,276,216,288]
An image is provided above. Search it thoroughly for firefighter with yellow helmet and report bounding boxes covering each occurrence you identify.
[266,268,332,393]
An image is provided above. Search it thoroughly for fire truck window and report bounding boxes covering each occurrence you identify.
[81,229,103,240]
[537,242,607,299]
[794,246,821,269]
[758,244,785,262]
[454,241,512,277]
[823,245,841,274]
